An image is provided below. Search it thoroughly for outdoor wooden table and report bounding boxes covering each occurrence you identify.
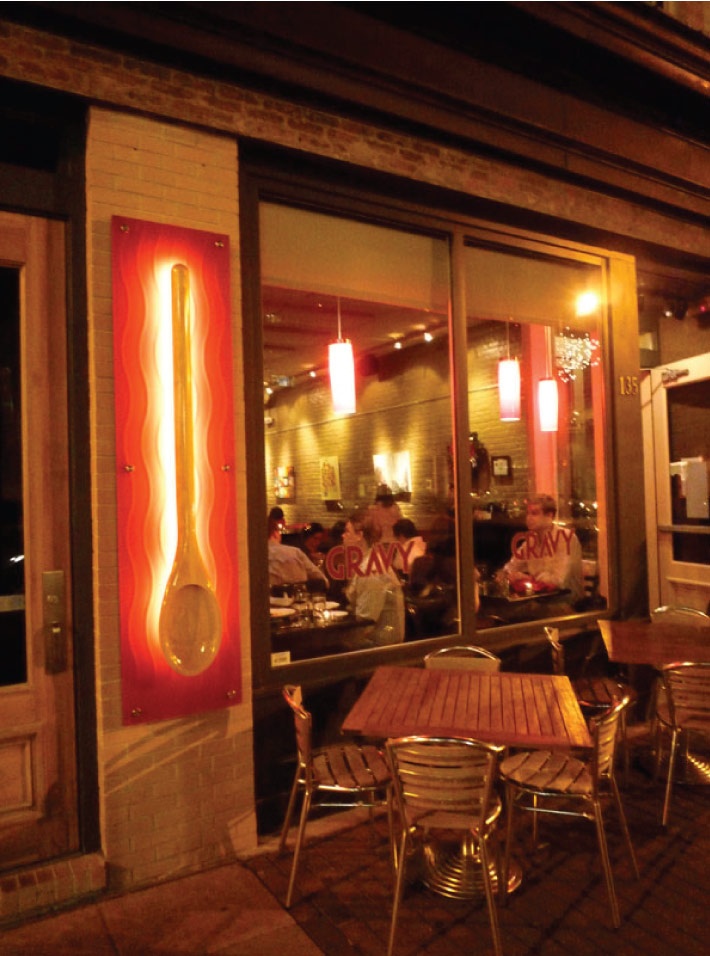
[342,665,591,901]
[599,618,710,784]
[598,618,710,667]
[342,665,591,750]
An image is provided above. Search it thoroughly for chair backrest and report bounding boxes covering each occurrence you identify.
[589,696,628,788]
[385,735,504,832]
[424,645,501,672]
[283,684,313,775]
[660,663,710,729]
[651,605,710,627]
[544,626,566,676]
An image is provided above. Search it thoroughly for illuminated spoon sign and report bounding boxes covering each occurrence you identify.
[158,263,222,676]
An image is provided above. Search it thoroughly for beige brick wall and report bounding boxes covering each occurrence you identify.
[86,108,256,892]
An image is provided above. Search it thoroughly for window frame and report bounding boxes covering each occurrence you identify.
[240,161,622,691]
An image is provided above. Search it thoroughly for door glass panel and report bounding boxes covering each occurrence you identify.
[668,379,710,564]
[260,204,454,663]
[464,244,608,626]
[0,267,25,685]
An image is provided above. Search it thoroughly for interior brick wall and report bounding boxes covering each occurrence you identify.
[86,108,256,892]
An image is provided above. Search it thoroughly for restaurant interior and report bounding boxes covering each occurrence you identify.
[260,202,609,664]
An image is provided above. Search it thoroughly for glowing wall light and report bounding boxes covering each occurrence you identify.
[329,298,356,414]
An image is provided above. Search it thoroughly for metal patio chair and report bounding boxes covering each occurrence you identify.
[647,605,710,730]
[500,696,639,929]
[279,684,394,908]
[424,644,501,672]
[546,626,636,778]
[654,662,710,827]
[386,735,506,956]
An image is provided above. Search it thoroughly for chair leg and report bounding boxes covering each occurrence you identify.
[502,782,516,905]
[385,786,399,876]
[531,792,540,848]
[285,788,312,909]
[278,770,301,853]
[592,799,620,929]
[662,728,680,828]
[611,777,640,879]
[620,710,630,786]
[387,826,411,956]
[479,836,503,956]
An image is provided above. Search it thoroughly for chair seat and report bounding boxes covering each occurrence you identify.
[501,749,592,796]
[410,794,503,833]
[573,675,637,712]
[312,743,391,791]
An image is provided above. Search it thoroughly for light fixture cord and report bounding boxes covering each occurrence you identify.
[337,297,343,341]
[545,325,552,377]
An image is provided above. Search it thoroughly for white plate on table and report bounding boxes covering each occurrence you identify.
[270,596,293,607]
[329,609,349,620]
[270,607,296,619]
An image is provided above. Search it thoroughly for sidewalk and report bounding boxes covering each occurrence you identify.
[1,730,708,955]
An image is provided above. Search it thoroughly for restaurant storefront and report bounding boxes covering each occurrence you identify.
[0,2,708,923]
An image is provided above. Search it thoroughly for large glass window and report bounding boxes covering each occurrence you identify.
[260,204,455,663]
[258,202,610,665]
[464,243,608,626]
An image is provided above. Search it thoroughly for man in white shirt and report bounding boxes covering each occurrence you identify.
[501,494,584,603]
[268,518,328,589]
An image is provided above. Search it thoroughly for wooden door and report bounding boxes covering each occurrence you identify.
[0,212,79,869]
[642,352,710,613]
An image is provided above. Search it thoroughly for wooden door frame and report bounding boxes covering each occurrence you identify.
[642,352,710,612]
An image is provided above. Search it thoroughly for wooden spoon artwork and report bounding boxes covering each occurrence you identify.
[158,263,222,676]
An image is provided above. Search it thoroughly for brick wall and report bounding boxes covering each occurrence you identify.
[0,19,707,260]
[86,108,256,892]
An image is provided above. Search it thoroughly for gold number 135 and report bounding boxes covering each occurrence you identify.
[619,375,639,396]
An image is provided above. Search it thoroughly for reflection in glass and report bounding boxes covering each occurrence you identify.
[668,380,710,565]
[464,245,608,626]
[260,205,456,661]
[0,267,26,686]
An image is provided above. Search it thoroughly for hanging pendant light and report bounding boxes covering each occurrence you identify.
[329,298,356,414]
[498,321,521,421]
[538,326,558,432]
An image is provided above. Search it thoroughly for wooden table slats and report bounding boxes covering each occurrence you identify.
[342,666,591,750]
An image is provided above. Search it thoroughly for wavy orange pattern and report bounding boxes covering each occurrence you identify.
[112,218,240,722]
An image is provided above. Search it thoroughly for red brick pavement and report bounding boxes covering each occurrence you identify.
[248,734,709,956]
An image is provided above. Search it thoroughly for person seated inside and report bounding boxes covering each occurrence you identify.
[392,518,427,581]
[406,531,467,636]
[300,522,327,569]
[367,485,402,542]
[498,493,583,603]
[344,512,405,644]
[268,516,328,590]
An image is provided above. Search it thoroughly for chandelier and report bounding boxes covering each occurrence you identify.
[554,328,600,382]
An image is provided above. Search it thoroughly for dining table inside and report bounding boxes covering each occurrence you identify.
[341,664,592,900]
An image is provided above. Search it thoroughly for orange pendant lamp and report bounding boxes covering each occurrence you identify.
[538,326,558,432]
[329,298,356,414]
[498,321,521,421]
[498,359,521,421]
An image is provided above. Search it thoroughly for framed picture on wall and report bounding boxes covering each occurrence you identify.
[320,456,341,500]
[274,465,295,500]
[491,455,512,481]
